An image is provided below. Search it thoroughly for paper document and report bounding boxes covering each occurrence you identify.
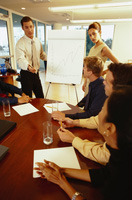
[12,103,39,116]
[44,102,71,114]
[33,146,81,178]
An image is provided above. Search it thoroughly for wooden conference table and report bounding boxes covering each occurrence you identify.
[0,98,104,200]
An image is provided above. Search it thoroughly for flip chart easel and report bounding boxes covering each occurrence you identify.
[45,82,79,103]
[45,30,86,103]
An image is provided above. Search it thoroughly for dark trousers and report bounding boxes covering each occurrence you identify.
[20,70,44,98]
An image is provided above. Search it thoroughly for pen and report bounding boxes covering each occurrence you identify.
[46,105,57,109]
[60,121,62,128]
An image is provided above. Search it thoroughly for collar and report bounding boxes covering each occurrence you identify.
[23,35,35,42]
[89,77,104,88]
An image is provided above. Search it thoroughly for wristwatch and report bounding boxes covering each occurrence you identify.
[72,192,82,200]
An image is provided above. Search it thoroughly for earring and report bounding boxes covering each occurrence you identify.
[103,131,109,137]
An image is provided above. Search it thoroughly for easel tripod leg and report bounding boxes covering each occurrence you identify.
[45,82,51,99]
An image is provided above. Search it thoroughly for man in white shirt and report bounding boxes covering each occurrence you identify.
[16,16,47,98]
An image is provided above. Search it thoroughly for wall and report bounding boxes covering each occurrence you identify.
[112,22,132,63]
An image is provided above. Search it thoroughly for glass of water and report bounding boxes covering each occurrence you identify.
[2,99,11,117]
[43,121,53,145]
[52,101,58,112]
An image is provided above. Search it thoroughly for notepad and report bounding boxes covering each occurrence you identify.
[12,103,39,116]
[33,146,81,178]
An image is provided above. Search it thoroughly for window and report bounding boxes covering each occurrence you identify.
[38,22,45,51]
[0,8,8,15]
[68,26,82,30]
[12,14,24,46]
[46,24,53,53]
[0,19,10,66]
[101,25,114,49]
[38,22,46,71]
[62,26,68,30]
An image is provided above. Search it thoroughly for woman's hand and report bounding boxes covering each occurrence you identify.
[35,160,67,188]
[57,127,75,143]
[51,111,65,121]
[59,117,75,128]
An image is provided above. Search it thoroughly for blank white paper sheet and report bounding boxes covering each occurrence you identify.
[12,103,39,116]
[33,146,81,178]
[44,102,71,114]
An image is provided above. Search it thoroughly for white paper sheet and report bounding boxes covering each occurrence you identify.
[12,103,39,116]
[33,146,81,178]
[44,102,71,114]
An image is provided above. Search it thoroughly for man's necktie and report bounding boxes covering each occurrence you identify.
[31,40,39,72]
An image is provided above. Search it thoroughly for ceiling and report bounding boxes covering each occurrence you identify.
[1,0,132,25]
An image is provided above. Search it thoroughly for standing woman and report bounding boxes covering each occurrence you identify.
[83,22,119,94]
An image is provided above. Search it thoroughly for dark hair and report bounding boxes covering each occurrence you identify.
[88,22,101,32]
[108,63,132,88]
[84,56,104,77]
[21,16,33,27]
[106,86,132,149]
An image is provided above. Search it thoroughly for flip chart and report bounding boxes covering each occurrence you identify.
[46,30,86,84]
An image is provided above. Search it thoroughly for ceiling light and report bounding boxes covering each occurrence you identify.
[98,2,132,8]
[49,2,132,12]
[21,7,26,10]
[49,5,94,12]
[70,18,132,24]
[33,0,51,2]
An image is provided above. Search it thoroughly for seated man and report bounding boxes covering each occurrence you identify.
[57,63,132,165]
[52,56,107,120]
[0,80,30,105]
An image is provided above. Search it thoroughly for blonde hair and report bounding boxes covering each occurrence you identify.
[84,56,104,77]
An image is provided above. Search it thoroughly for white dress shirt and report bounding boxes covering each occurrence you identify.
[16,35,47,71]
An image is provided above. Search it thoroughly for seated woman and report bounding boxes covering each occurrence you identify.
[35,86,132,200]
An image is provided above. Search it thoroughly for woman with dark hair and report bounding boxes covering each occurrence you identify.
[88,22,119,63]
[83,22,119,94]
[35,86,132,200]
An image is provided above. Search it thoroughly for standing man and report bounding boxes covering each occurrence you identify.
[16,16,47,98]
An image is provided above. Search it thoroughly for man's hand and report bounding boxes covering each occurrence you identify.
[57,127,75,143]
[18,95,31,104]
[51,111,65,121]
[28,65,36,73]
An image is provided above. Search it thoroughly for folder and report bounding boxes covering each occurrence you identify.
[0,145,9,161]
[0,119,16,140]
